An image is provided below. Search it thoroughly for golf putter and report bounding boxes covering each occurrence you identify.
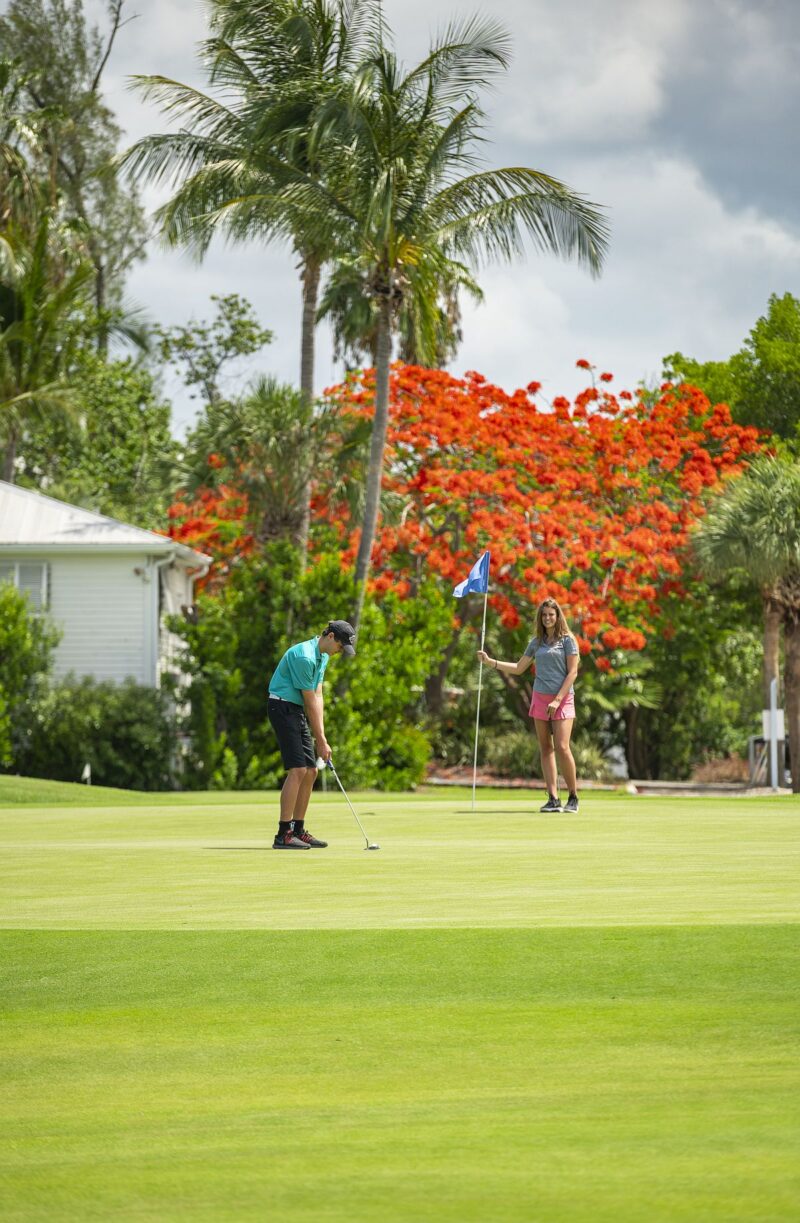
[318,757,380,850]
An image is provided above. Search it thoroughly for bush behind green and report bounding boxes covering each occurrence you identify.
[484,727,612,782]
[169,546,454,790]
[0,584,58,766]
[14,676,177,790]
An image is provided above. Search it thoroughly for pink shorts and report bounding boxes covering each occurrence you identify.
[529,691,576,721]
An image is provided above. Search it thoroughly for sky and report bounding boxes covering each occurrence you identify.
[75,0,800,432]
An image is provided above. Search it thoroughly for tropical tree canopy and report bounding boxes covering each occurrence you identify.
[693,453,800,590]
[694,453,800,791]
[665,292,800,440]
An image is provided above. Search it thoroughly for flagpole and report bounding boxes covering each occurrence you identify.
[471,586,489,812]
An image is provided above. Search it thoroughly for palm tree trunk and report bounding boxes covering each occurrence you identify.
[296,254,321,566]
[352,291,392,631]
[94,258,108,356]
[762,590,781,710]
[783,609,800,792]
[2,430,18,483]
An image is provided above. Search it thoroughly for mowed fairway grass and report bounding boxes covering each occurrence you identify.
[1,778,799,1221]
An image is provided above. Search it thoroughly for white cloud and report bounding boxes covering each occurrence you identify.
[453,151,800,400]
[498,2,692,145]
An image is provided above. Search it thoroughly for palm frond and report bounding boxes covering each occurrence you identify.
[694,455,800,587]
[431,167,609,274]
[126,75,243,134]
[399,15,512,108]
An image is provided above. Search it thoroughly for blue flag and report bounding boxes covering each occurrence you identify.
[453,551,490,598]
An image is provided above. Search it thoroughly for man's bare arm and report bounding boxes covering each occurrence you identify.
[302,687,330,761]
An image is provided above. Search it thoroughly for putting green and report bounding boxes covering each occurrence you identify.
[0,791,797,929]
[1,787,798,1221]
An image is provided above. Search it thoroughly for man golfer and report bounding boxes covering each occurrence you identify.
[268,620,356,849]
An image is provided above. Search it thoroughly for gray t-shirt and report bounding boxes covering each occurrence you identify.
[524,634,578,694]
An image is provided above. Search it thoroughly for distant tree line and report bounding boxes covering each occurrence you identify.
[2,1,800,788]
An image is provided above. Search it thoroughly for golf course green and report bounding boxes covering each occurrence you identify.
[1,777,799,1221]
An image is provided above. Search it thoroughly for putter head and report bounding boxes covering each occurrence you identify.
[366,843,380,850]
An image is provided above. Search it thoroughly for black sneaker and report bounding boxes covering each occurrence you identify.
[272,832,310,850]
[539,795,562,813]
[296,830,328,848]
[564,793,579,813]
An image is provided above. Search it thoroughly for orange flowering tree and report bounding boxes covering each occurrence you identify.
[170,361,761,654]
[319,361,762,670]
[164,360,765,776]
[167,476,253,590]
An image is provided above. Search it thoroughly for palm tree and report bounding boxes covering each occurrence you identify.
[319,254,483,370]
[0,213,93,481]
[0,58,41,224]
[293,19,608,626]
[183,375,316,544]
[120,0,381,556]
[693,453,800,791]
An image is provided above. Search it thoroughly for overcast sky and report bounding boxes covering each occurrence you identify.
[76,0,800,431]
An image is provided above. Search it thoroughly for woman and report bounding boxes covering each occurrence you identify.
[478,598,580,813]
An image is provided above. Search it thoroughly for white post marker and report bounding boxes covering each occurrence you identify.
[81,762,91,786]
[769,676,779,792]
[453,550,491,814]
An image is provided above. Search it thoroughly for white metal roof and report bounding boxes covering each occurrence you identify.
[0,479,210,566]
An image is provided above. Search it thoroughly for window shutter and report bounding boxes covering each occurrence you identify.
[17,563,46,612]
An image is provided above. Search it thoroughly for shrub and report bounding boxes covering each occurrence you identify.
[571,738,614,782]
[14,676,177,790]
[484,727,613,782]
[484,729,540,778]
[170,545,454,790]
[0,584,58,766]
[691,754,750,783]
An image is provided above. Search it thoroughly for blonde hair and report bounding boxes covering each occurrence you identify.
[534,598,574,645]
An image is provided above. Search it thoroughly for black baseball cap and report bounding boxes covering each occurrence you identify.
[326,620,356,656]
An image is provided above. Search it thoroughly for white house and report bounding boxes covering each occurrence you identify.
[0,481,211,687]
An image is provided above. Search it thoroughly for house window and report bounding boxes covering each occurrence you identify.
[0,561,49,612]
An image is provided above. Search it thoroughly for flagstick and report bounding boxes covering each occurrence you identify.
[471,587,489,812]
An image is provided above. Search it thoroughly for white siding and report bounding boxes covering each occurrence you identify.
[48,554,154,686]
[159,565,194,686]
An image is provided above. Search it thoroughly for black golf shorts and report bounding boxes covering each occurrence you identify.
[268,697,316,769]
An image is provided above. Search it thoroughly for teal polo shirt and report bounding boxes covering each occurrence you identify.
[269,637,328,705]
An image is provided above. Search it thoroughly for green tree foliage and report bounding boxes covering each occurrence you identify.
[16,348,179,528]
[179,373,367,550]
[597,588,763,780]
[693,453,800,790]
[0,211,93,480]
[665,293,800,439]
[0,581,58,765]
[13,676,177,790]
[0,0,147,326]
[155,293,273,409]
[0,57,40,219]
[170,544,453,790]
